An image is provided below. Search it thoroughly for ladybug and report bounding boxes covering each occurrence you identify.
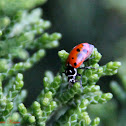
[64,43,94,86]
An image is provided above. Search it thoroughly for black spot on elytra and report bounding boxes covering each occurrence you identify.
[83,49,88,54]
[76,48,80,52]
[72,57,74,59]
[74,62,77,66]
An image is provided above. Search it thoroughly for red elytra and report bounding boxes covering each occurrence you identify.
[66,43,94,68]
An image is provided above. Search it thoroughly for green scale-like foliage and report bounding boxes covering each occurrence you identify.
[0,73,24,121]
[0,7,61,79]
[16,47,120,126]
[0,0,121,126]
[0,0,62,125]
[88,57,126,126]
[52,48,120,126]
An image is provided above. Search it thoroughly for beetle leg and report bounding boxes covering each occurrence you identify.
[78,66,97,69]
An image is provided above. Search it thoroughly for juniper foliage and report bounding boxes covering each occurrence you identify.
[0,0,121,126]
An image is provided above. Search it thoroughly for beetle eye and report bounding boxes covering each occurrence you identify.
[69,70,72,73]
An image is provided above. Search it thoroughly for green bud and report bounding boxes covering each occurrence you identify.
[28,116,36,123]
[51,75,61,90]
[49,41,59,48]
[50,33,62,40]
[37,49,45,58]
[73,82,81,90]
[24,62,32,69]
[50,101,57,110]
[45,71,54,83]
[43,98,50,106]
[91,85,100,92]
[6,102,13,110]
[106,61,113,68]
[97,67,103,76]
[91,48,102,64]
[101,93,113,101]
[18,81,24,89]
[88,74,99,84]
[58,50,69,62]
[85,70,92,77]
[91,117,100,126]
[18,103,27,115]
[79,99,89,111]
[43,77,50,90]
[16,73,23,81]
[33,101,41,110]
[113,62,121,68]
[43,21,51,29]
[11,112,20,121]
[45,91,52,99]
[41,33,49,41]
[81,112,91,125]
